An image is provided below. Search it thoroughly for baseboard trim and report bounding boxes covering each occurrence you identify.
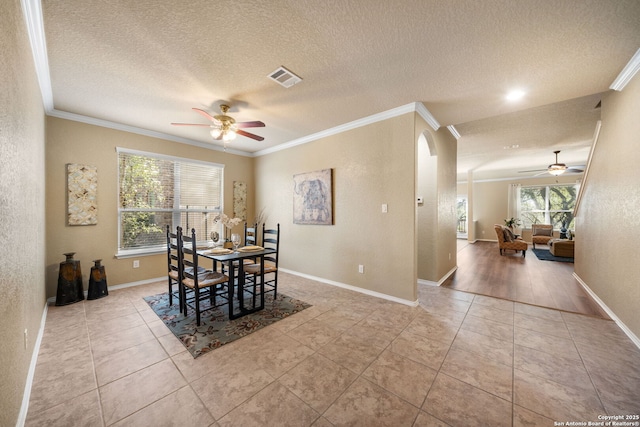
[279,268,419,307]
[17,302,48,427]
[45,276,166,304]
[417,266,458,287]
[573,272,640,350]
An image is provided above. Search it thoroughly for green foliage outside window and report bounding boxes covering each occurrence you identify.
[119,154,169,248]
[520,184,577,230]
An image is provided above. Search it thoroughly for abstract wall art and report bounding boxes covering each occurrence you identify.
[293,169,333,225]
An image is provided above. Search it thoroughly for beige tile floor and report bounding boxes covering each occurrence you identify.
[26,272,640,426]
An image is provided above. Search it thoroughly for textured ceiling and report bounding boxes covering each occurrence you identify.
[38,0,640,179]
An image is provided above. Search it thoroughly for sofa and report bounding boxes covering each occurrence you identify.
[531,224,553,249]
[494,224,527,257]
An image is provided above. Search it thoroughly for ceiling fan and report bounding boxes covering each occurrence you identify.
[519,150,585,176]
[171,104,265,142]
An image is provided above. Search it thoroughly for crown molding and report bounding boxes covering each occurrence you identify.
[254,102,441,156]
[610,48,640,91]
[48,109,251,157]
[21,0,53,111]
[415,102,441,131]
[447,125,461,139]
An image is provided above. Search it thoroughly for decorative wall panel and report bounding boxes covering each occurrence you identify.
[67,163,98,225]
[233,181,247,220]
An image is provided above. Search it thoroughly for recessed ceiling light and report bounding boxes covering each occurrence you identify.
[506,89,525,101]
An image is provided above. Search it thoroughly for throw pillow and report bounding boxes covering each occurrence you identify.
[503,228,513,242]
[533,227,552,236]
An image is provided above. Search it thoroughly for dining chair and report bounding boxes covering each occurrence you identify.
[181,227,231,326]
[166,225,183,311]
[242,222,259,265]
[245,223,280,299]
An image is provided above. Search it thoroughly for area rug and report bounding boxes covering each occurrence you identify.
[144,291,311,358]
[532,248,574,263]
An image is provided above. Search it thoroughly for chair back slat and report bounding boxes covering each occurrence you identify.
[181,228,199,280]
[245,222,258,247]
[261,223,280,265]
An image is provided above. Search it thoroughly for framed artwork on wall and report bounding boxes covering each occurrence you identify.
[67,163,98,225]
[293,168,333,225]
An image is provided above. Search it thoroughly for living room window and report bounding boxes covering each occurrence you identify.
[519,183,578,230]
[117,148,224,256]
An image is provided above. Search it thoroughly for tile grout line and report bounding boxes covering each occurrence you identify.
[560,311,609,415]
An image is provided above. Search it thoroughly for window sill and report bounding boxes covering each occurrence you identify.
[116,247,165,259]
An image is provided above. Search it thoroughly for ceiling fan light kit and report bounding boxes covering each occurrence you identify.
[548,165,567,176]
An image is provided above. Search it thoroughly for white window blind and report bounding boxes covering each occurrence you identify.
[117,149,224,255]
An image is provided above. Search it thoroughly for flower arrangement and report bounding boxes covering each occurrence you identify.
[504,217,521,229]
[212,213,242,243]
[213,213,242,229]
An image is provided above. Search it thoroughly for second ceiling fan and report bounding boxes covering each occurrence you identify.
[519,150,585,176]
[171,104,265,142]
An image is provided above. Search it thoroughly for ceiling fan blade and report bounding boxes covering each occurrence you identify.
[518,169,547,173]
[192,108,217,122]
[171,122,212,127]
[565,167,585,173]
[236,121,265,128]
[237,129,264,141]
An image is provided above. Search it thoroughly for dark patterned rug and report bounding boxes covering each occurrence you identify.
[532,248,574,263]
[144,291,311,358]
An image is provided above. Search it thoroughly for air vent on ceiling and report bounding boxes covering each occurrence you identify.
[268,66,302,88]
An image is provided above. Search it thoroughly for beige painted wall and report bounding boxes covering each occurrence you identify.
[45,117,254,297]
[254,114,418,302]
[0,1,47,425]
[470,175,581,242]
[416,120,457,282]
[575,74,640,338]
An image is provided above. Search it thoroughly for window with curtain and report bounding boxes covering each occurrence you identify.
[519,183,578,230]
[117,148,224,255]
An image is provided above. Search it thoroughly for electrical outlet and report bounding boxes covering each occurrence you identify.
[133,260,140,268]
[24,329,28,350]
[358,264,364,274]
[381,204,388,213]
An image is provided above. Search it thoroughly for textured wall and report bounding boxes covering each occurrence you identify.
[254,114,417,302]
[0,1,47,425]
[45,117,255,297]
[416,118,458,283]
[575,75,640,338]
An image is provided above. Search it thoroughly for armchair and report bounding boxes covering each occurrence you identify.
[494,224,527,257]
[531,224,553,249]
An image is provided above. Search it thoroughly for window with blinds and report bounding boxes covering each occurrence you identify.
[117,148,224,255]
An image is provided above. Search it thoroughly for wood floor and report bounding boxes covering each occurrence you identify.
[442,240,609,319]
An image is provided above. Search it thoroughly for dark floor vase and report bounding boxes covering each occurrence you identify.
[88,259,109,300]
[55,252,85,306]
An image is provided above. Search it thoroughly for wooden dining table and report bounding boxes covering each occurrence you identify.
[198,246,276,320]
